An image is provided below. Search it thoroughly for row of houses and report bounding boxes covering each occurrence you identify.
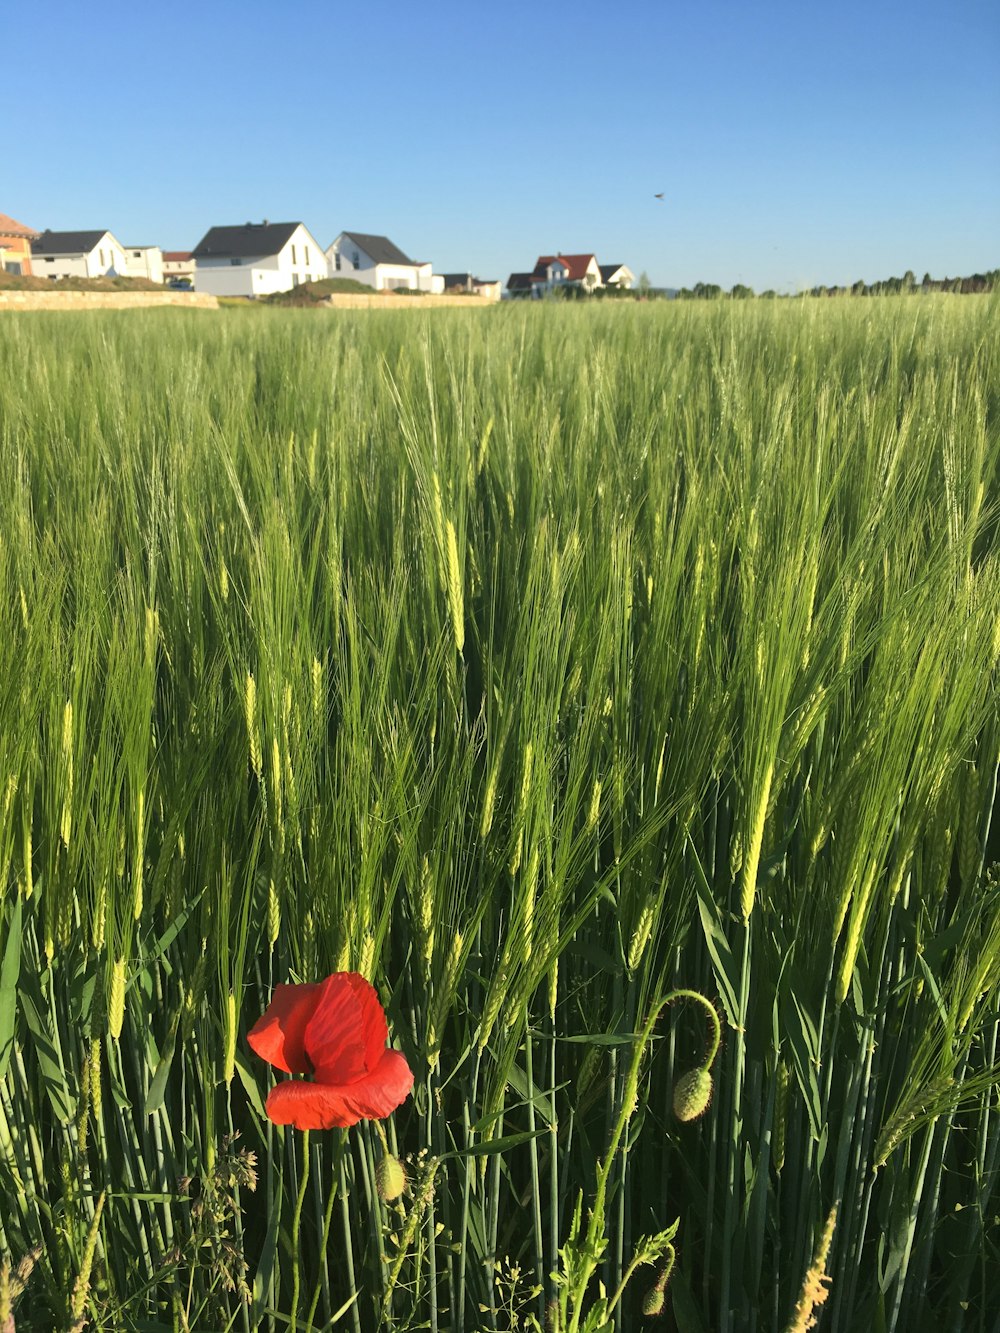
[3,211,634,302]
[1,213,503,300]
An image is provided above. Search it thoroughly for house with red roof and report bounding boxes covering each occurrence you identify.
[535,253,603,292]
[505,252,632,299]
[0,213,40,275]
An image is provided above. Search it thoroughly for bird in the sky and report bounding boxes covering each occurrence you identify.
[654,193,665,200]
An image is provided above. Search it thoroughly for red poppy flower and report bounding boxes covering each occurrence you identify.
[248,972,414,1130]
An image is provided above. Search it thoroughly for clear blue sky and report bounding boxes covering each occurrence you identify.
[6,0,998,291]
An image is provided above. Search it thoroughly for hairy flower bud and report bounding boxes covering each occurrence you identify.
[376,1151,407,1201]
[672,1066,713,1122]
[641,1284,665,1316]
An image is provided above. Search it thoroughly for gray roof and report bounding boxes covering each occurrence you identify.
[599,263,629,280]
[192,222,300,259]
[339,232,415,266]
[32,230,111,255]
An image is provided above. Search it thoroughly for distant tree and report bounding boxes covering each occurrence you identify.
[851,280,866,296]
[921,272,932,288]
[902,270,916,292]
[637,270,652,299]
[759,289,777,299]
[730,283,754,299]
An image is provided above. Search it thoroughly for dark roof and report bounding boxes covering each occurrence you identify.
[32,229,111,255]
[192,222,300,259]
[442,273,473,288]
[599,264,628,280]
[339,232,415,266]
[507,272,535,290]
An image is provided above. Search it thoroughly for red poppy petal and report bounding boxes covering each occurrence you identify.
[322,1049,415,1123]
[265,1078,366,1130]
[264,1049,414,1130]
[303,973,369,1086]
[247,983,322,1075]
[343,972,389,1072]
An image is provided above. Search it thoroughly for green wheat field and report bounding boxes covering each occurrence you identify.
[1,296,998,1332]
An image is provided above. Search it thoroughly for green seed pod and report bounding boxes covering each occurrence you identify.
[672,1066,713,1122]
[641,1284,665,1316]
[376,1151,407,1201]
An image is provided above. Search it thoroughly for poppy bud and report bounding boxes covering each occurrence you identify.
[641,1284,665,1316]
[376,1151,407,1201]
[672,1067,713,1122]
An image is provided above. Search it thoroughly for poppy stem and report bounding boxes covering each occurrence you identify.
[290,1128,310,1333]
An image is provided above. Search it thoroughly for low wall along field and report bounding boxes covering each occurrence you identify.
[0,298,998,1332]
[0,289,219,310]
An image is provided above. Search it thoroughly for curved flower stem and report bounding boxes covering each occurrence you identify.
[669,987,722,1068]
[563,988,721,1333]
[608,1241,675,1319]
[290,1128,310,1333]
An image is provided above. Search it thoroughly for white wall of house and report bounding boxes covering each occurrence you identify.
[326,236,442,292]
[124,246,164,284]
[33,233,127,280]
[326,234,373,280]
[196,224,327,296]
[271,225,328,286]
[193,265,294,298]
[580,257,603,289]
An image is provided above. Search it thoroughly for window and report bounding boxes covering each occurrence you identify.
[292,245,298,264]
[352,251,360,270]
[292,274,300,287]
[100,249,107,266]
[133,250,141,258]
[231,258,241,266]
[335,254,341,271]
[304,246,310,265]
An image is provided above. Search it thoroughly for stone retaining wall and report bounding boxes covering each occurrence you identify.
[322,293,496,310]
[0,291,219,311]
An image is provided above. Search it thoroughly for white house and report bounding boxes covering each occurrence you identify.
[124,245,165,284]
[326,232,444,293]
[599,263,635,289]
[442,273,502,301]
[31,229,128,279]
[162,251,196,288]
[191,221,328,298]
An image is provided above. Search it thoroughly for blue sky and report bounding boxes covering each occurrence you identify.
[6,0,998,291]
